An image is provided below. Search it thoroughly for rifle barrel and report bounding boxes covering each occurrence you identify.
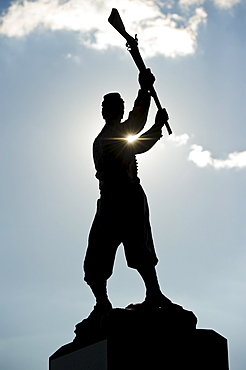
[108,8,172,135]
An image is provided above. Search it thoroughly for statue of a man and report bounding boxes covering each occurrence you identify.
[84,69,172,319]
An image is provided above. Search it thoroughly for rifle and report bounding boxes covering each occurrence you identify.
[108,8,172,135]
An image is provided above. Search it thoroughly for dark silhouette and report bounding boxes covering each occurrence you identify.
[49,10,230,368]
[83,69,172,320]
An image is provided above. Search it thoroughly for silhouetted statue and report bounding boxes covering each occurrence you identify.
[83,69,172,320]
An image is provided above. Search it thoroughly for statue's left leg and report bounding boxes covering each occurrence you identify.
[136,265,172,308]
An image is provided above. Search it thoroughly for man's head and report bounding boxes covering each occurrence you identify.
[101,92,124,122]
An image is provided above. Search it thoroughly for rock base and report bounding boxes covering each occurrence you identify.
[49,305,229,370]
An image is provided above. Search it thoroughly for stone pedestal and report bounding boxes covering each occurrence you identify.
[49,340,107,370]
[49,306,229,369]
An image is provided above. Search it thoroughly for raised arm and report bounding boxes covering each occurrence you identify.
[122,69,155,135]
[130,108,169,154]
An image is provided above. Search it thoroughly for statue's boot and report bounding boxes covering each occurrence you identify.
[86,300,112,321]
[86,279,113,321]
[126,293,173,310]
[127,265,177,310]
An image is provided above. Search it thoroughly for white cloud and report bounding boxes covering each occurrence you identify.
[0,0,240,58]
[0,0,207,58]
[212,0,241,9]
[188,144,213,167]
[179,0,205,7]
[188,144,246,169]
[168,133,190,146]
[179,0,241,8]
[138,8,207,58]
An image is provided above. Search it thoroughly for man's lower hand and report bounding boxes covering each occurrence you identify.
[155,108,169,127]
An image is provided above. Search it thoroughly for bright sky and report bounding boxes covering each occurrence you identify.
[0,0,245,369]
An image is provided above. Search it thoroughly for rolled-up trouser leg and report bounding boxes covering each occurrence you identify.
[84,197,121,284]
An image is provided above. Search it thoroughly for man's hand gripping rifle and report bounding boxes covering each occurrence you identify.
[108,8,172,135]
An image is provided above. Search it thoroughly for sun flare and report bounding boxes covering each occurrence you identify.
[126,135,138,143]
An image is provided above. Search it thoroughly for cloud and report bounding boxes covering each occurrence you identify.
[188,144,246,169]
[0,0,207,58]
[0,0,240,58]
[168,133,190,146]
[212,0,241,8]
[179,0,241,9]
[179,0,205,6]
[166,138,246,170]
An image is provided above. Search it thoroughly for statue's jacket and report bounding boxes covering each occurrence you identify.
[93,89,163,190]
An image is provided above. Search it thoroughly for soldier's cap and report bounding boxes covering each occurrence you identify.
[102,92,124,106]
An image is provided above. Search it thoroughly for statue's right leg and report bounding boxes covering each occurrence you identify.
[86,279,112,318]
[83,198,119,319]
[84,247,113,319]
[84,237,116,319]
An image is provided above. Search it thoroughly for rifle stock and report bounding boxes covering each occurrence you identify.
[108,8,172,135]
[108,8,133,43]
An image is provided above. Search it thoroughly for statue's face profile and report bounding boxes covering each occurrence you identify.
[102,93,124,122]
